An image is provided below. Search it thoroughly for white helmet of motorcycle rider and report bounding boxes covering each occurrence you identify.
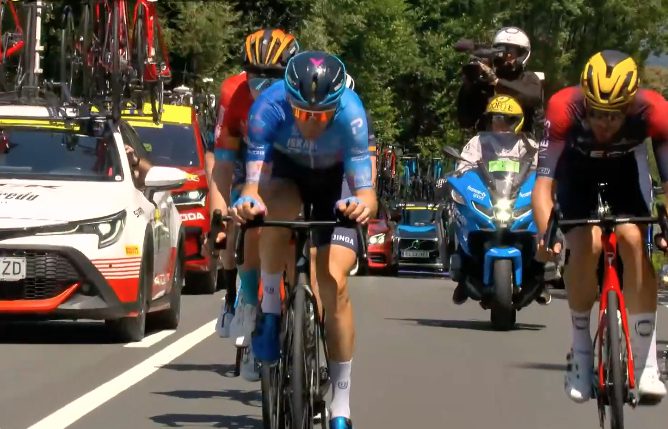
[493,27,531,67]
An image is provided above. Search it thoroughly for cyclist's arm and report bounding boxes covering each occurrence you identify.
[244,99,280,197]
[532,91,570,236]
[645,91,668,196]
[343,107,377,217]
[210,83,241,216]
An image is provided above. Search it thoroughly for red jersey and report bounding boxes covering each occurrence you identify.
[537,86,668,181]
[214,72,254,159]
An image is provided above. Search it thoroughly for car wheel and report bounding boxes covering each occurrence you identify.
[153,235,185,329]
[107,236,152,342]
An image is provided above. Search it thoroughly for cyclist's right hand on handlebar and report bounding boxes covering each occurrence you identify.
[230,195,266,224]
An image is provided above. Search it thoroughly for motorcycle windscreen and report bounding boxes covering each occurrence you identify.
[487,158,524,197]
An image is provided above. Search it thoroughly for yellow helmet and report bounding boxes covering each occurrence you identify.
[484,95,524,133]
[581,50,638,110]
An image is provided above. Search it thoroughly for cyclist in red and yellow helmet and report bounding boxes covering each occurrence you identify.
[209,28,299,381]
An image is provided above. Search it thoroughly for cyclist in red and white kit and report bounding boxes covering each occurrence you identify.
[533,50,668,402]
[209,28,299,381]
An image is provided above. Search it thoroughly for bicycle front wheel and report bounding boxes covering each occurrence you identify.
[605,290,625,429]
[288,285,312,429]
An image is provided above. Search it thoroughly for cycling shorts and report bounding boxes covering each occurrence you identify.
[272,150,358,252]
[556,151,651,233]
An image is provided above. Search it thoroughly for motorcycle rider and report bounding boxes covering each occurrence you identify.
[456,26,543,138]
[450,95,551,305]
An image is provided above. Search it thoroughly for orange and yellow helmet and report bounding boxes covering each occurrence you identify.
[242,29,299,77]
[581,50,639,111]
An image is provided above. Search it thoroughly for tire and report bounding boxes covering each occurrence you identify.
[59,7,75,101]
[133,5,145,85]
[490,259,516,331]
[185,265,217,295]
[79,2,92,98]
[111,4,121,122]
[107,243,152,342]
[606,290,625,429]
[261,363,279,429]
[153,238,185,329]
[290,286,308,429]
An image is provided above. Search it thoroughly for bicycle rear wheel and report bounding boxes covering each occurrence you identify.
[605,290,625,429]
[59,6,76,101]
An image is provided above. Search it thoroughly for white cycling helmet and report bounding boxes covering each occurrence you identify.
[345,73,355,91]
[493,27,531,66]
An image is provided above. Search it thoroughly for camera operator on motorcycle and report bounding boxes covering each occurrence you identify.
[456,27,543,138]
[533,50,668,402]
[450,95,551,306]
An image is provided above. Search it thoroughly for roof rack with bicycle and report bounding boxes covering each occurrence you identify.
[0,0,172,125]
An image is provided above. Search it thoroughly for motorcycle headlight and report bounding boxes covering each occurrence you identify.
[172,189,206,207]
[369,233,385,245]
[37,210,126,248]
[494,198,513,223]
[450,189,465,205]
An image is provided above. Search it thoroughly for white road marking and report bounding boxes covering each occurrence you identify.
[123,329,175,348]
[27,319,217,429]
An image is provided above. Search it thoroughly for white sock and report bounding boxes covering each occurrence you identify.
[329,360,352,419]
[571,309,592,354]
[629,312,658,371]
[260,272,282,315]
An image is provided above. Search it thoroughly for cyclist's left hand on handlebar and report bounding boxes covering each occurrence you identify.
[336,197,371,225]
[230,195,266,224]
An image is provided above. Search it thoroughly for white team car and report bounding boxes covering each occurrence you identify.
[0,104,187,341]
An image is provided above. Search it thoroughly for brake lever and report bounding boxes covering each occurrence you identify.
[543,203,561,249]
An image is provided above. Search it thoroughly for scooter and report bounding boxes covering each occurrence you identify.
[442,142,546,330]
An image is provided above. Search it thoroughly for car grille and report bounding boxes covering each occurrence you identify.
[398,239,438,251]
[0,250,80,300]
[369,254,386,264]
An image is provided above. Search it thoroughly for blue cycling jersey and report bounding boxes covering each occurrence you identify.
[246,81,373,190]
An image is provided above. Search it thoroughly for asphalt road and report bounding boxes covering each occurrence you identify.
[0,276,666,429]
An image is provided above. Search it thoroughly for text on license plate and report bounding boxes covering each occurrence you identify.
[0,257,27,281]
[401,250,429,258]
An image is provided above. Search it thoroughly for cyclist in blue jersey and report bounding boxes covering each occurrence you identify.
[231,51,377,429]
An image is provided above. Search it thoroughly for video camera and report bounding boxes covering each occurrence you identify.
[454,39,506,83]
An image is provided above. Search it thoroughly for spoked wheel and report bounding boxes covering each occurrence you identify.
[77,1,93,99]
[59,6,77,101]
[261,362,281,429]
[110,4,121,121]
[288,285,310,429]
[604,290,625,429]
[132,4,146,87]
[150,79,164,123]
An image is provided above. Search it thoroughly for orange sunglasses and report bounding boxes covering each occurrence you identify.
[291,104,336,123]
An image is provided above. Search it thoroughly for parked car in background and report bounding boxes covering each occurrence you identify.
[392,202,448,275]
[366,201,398,275]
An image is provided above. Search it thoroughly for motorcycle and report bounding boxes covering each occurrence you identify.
[442,139,546,330]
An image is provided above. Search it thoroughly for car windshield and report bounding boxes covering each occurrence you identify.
[402,208,436,226]
[134,124,200,167]
[0,126,123,181]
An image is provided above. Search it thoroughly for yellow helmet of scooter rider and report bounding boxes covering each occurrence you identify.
[484,95,524,133]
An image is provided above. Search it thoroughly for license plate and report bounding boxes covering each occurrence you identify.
[401,250,429,258]
[0,257,27,281]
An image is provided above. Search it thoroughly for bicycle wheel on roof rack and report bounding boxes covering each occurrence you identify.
[59,5,77,102]
[132,3,146,86]
[111,1,121,122]
[77,0,93,100]
[149,79,163,123]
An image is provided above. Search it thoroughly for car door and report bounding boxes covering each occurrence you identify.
[120,122,172,298]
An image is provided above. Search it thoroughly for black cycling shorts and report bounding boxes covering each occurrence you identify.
[271,150,357,252]
[556,150,651,233]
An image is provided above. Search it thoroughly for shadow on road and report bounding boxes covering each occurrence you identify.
[153,389,261,407]
[161,363,237,377]
[0,321,117,344]
[387,317,545,331]
[150,413,261,428]
[510,362,567,371]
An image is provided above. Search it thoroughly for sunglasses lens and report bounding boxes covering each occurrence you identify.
[291,105,335,122]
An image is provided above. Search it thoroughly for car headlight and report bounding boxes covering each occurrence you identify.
[172,189,206,207]
[369,233,385,245]
[494,198,513,223]
[450,189,465,205]
[37,210,126,248]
